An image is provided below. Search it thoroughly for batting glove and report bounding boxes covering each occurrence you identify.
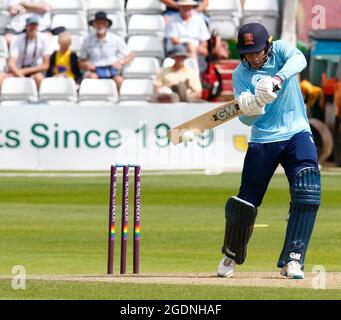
[238,91,265,116]
[255,76,280,106]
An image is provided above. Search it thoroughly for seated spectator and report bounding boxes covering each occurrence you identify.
[166,0,210,71]
[46,32,82,83]
[79,11,134,91]
[152,45,203,103]
[8,15,52,88]
[210,29,229,61]
[161,0,209,23]
[5,0,52,43]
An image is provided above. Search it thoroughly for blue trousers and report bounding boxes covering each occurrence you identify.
[238,131,319,208]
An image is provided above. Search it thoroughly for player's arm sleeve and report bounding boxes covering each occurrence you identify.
[233,71,259,126]
[275,40,307,81]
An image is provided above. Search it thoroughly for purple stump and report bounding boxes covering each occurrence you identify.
[133,166,141,274]
[120,166,129,274]
[107,166,117,274]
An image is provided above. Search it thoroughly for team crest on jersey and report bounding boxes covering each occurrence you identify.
[244,33,254,46]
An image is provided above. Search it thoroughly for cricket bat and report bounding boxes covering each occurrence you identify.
[168,84,281,145]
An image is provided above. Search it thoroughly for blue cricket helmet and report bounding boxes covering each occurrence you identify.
[237,23,272,55]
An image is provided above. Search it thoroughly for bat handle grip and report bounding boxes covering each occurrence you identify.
[273,83,282,92]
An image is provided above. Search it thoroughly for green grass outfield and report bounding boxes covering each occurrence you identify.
[0,171,340,300]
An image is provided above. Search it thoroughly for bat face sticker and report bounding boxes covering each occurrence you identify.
[211,104,240,121]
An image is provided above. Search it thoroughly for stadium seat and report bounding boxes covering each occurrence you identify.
[0,78,38,105]
[242,15,279,38]
[204,0,241,40]
[79,79,119,104]
[209,19,239,40]
[123,57,160,79]
[39,78,78,104]
[242,0,279,37]
[119,79,154,102]
[126,0,164,16]
[51,14,87,36]
[49,0,85,14]
[127,36,165,60]
[243,0,279,15]
[69,34,84,54]
[205,0,242,17]
[86,0,123,15]
[51,34,84,54]
[118,100,151,106]
[107,12,127,38]
[0,0,7,12]
[0,12,8,34]
[128,15,165,38]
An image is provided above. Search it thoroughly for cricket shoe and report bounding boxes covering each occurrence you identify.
[280,261,304,279]
[217,256,235,278]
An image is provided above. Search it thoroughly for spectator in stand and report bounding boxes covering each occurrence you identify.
[210,29,229,60]
[5,0,52,43]
[161,0,209,23]
[79,11,134,91]
[46,32,82,83]
[153,45,203,103]
[166,0,210,71]
[8,15,52,88]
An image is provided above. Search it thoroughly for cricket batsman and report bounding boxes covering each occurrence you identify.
[217,23,321,279]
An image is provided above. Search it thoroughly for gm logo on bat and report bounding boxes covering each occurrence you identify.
[211,103,240,121]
